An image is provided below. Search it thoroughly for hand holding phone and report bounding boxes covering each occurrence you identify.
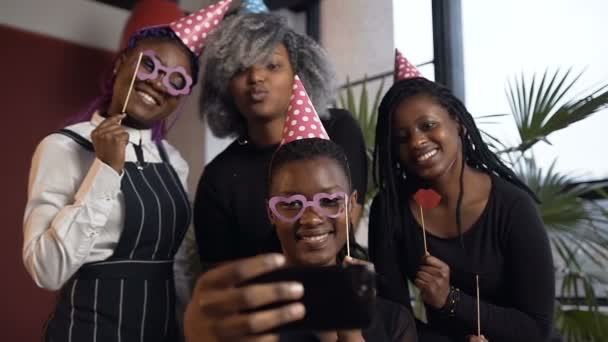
[242,264,376,333]
[184,254,306,342]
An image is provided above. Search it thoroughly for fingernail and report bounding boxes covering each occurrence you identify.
[288,282,304,296]
[289,303,305,318]
[268,254,285,267]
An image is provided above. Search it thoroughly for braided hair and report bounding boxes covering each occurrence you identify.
[373,77,538,243]
[269,138,367,263]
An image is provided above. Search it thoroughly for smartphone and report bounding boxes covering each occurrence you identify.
[240,265,376,332]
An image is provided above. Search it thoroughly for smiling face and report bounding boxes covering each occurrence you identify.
[393,94,464,181]
[268,156,356,267]
[108,39,193,128]
[228,43,295,124]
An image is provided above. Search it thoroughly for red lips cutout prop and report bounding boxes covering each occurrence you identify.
[413,188,441,209]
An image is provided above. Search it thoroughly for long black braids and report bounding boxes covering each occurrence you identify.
[269,138,368,263]
[373,77,538,246]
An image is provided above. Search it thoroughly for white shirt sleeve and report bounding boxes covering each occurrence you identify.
[22,134,122,290]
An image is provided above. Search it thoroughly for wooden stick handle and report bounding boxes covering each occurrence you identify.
[419,205,429,256]
[121,52,144,115]
[345,194,350,257]
[476,274,481,336]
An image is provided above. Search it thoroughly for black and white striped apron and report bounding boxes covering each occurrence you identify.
[44,129,191,342]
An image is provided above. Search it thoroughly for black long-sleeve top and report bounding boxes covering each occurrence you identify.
[368,175,556,342]
[194,108,368,264]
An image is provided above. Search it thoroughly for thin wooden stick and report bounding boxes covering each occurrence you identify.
[476,274,481,337]
[121,52,144,115]
[419,205,429,256]
[345,194,350,257]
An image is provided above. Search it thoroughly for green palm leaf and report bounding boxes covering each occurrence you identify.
[515,157,608,268]
[556,308,608,342]
[505,69,608,152]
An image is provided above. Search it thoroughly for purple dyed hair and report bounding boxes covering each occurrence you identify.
[66,26,199,143]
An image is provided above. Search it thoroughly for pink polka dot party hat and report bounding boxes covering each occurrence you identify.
[395,48,422,81]
[280,75,329,145]
[169,0,232,56]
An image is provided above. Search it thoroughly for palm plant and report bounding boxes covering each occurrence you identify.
[501,69,608,341]
[339,75,386,203]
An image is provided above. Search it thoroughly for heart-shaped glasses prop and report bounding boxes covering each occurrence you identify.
[413,188,441,256]
[269,191,352,257]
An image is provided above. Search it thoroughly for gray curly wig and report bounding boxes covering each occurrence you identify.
[199,13,338,138]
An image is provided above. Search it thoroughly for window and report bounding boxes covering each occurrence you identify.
[461,0,608,181]
[393,0,435,81]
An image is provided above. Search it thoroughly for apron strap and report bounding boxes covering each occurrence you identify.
[55,129,94,152]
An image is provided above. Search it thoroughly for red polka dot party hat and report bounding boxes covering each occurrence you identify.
[395,48,422,81]
[169,0,232,56]
[280,75,329,145]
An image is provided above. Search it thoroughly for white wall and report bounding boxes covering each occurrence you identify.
[322,0,394,85]
[0,0,128,51]
[462,0,608,180]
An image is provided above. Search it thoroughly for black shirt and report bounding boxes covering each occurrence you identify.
[368,176,556,342]
[278,297,418,342]
[194,108,368,263]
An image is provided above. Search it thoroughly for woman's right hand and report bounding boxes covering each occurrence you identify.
[467,335,488,342]
[91,113,129,174]
[184,254,306,342]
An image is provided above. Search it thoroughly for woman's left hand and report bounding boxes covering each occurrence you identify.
[343,256,375,273]
[414,254,451,309]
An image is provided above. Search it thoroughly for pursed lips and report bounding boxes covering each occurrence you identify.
[249,86,269,102]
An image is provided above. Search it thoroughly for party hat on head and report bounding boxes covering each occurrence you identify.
[169,0,232,56]
[395,48,422,81]
[280,75,329,145]
[241,0,269,13]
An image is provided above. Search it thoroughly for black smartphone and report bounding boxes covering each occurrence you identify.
[241,265,376,332]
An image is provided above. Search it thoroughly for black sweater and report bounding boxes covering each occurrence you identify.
[368,175,556,342]
[194,108,368,263]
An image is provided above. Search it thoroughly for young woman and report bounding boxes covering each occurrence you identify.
[193,13,368,268]
[268,137,416,342]
[22,2,230,340]
[184,79,416,341]
[368,54,556,342]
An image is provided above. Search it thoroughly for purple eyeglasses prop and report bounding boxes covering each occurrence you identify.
[135,50,193,96]
[269,192,347,223]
